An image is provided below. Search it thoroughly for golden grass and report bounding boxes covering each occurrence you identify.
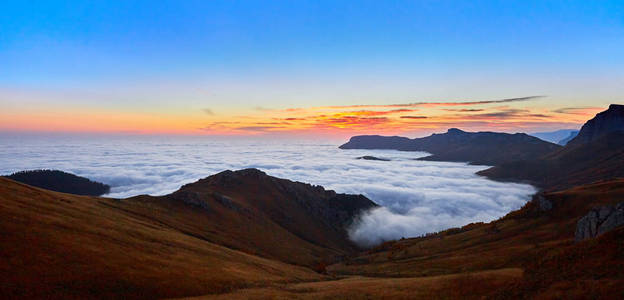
[184,268,522,300]
[2,177,624,299]
[0,178,322,299]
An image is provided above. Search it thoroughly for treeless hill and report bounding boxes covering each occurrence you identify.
[120,168,377,266]
[340,128,560,165]
[0,177,323,299]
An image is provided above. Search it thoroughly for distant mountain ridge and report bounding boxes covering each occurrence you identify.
[529,129,579,145]
[4,169,110,196]
[340,128,561,165]
[557,130,578,145]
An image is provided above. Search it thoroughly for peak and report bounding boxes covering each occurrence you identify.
[234,168,267,176]
[447,128,465,134]
[567,104,624,145]
[213,168,267,178]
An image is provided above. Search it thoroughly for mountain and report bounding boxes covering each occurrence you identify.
[4,169,110,196]
[529,129,578,144]
[479,104,624,190]
[340,128,561,165]
[122,168,377,266]
[557,130,578,145]
[567,104,624,146]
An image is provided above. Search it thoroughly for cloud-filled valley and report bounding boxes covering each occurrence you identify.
[0,135,535,246]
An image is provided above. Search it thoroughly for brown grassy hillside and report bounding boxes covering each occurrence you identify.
[121,168,376,266]
[0,177,323,299]
[2,174,623,299]
[328,179,624,298]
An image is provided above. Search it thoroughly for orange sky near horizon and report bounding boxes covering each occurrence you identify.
[1,96,606,138]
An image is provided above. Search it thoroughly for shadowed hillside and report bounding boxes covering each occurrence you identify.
[121,168,377,266]
[340,128,560,165]
[4,169,110,196]
[480,104,624,190]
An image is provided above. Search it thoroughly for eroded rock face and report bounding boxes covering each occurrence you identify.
[535,193,552,211]
[575,202,624,242]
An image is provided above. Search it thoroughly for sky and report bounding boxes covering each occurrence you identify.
[1,0,623,137]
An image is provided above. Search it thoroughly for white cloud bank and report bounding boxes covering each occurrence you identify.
[0,135,536,246]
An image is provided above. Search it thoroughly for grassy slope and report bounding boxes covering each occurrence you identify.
[118,169,374,267]
[0,177,322,299]
[2,176,623,299]
[328,179,624,298]
[190,268,522,299]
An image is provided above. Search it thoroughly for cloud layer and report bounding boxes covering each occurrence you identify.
[0,135,535,246]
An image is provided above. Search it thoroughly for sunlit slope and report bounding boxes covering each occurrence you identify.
[0,177,322,299]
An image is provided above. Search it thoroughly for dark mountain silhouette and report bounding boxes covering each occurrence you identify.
[4,169,110,196]
[567,104,624,146]
[340,128,561,165]
[479,104,624,190]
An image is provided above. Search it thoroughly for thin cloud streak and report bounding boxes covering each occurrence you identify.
[317,96,544,110]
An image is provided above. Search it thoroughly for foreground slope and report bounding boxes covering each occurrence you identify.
[0,177,328,299]
[328,179,624,298]
[340,128,560,165]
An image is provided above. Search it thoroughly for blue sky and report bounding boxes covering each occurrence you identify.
[1,1,623,135]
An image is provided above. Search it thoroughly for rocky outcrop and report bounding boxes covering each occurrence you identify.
[536,193,552,211]
[568,104,624,146]
[575,202,624,242]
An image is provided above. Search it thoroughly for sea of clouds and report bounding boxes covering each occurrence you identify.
[0,135,536,246]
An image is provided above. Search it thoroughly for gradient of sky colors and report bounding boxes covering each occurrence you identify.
[1,1,623,137]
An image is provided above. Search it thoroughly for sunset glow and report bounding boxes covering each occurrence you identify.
[1,1,622,137]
